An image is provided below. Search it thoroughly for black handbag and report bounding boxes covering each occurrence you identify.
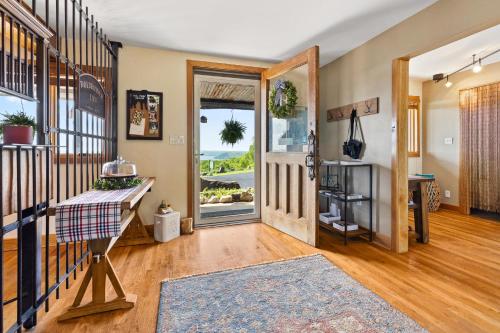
[342,109,364,160]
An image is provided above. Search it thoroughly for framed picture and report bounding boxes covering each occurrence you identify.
[126,90,163,140]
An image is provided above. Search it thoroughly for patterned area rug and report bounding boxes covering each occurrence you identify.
[156,254,427,333]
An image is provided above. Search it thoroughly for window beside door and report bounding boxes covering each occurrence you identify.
[408,95,421,157]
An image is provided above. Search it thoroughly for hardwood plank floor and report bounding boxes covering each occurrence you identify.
[5,209,500,332]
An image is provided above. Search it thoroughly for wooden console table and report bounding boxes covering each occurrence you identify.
[408,175,434,243]
[48,177,155,321]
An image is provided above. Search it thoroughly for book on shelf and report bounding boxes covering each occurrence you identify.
[334,192,364,200]
[321,160,363,166]
[319,213,342,224]
[331,221,359,232]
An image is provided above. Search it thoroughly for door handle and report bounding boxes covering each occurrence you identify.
[305,130,316,180]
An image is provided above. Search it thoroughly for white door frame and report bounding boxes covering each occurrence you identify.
[193,74,261,226]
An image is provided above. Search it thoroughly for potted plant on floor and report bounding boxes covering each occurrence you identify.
[0,111,36,144]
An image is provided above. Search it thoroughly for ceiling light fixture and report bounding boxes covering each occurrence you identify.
[444,76,453,88]
[472,54,482,73]
[433,48,500,87]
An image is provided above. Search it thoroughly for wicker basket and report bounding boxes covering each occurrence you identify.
[408,180,441,212]
[180,217,194,235]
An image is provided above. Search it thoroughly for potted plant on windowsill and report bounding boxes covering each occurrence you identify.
[0,111,36,144]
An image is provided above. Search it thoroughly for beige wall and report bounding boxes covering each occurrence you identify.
[117,46,269,225]
[421,60,500,206]
[319,0,500,246]
[46,0,500,240]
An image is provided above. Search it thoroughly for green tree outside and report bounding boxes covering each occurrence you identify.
[201,143,254,176]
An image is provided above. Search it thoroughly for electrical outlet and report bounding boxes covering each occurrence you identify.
[444,137,453,145]
[444,190,451,198]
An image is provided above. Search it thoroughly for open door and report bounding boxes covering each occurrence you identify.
[261,46,319,246]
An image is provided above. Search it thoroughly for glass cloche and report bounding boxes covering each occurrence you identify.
[101,156,137,178]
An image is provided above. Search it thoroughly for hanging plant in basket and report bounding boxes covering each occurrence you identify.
[220,117,246,146]
[269,79,298,119]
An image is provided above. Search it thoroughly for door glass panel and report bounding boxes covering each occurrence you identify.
[194,75,261,226]
[268,63,309,152]
[199,107,256,219]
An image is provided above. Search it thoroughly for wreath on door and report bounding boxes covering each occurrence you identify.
[269,80,298,119]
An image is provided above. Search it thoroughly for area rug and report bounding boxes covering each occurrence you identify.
[156,254,427,333]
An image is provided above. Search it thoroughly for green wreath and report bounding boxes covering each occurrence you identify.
[269,80,298,119]
[94,177,143,191]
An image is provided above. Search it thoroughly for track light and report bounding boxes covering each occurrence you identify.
[472,55,482,73]
[445,76,452,88]
[433,49,500,88]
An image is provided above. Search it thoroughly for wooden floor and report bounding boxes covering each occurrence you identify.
[7,209,500,332]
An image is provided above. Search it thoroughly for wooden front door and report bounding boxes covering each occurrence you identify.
[261,46,319,246]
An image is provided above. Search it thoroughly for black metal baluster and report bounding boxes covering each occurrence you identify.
[55,0,61,299]
[9,17,13,90]
[71,0,78,279]
[29,32,34,97]
[95,22,99,179]
[79,1,85,270]
[97,24,101,171]
[102,37,105,159]
[85,6,89,193]
[111,42,119,159]
[99,28,103,167]
[43,20,51,311]
[16,146,22,333]
[45,0,49,28]
[16,22,21,93]
[84,8,90,264]
[90,16,95,186]
[108,48,112,159]
[23,28,27,96]
[64,0,70,290]
[95,22,98,80]
[1,11,5,88]
[44,147,50,311]
[29,146,38,327]
[90,14,93,75]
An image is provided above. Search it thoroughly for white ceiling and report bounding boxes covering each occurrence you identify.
[80,0,437,66]
[410,24,500,81]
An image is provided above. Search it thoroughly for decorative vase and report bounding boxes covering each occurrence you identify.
[3,125,33,144]
[157,200,167,214]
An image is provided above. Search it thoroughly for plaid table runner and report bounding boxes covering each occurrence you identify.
[55,186,139,243]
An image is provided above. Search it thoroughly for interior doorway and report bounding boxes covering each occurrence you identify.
[393,23,500,252]
[193,74,261,226]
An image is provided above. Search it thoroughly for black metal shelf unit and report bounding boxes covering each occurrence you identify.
[319,162,373,245]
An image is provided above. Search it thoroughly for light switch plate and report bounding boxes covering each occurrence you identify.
[444,137,453,145]
[169,135,185,145]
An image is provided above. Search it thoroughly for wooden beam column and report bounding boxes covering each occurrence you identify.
[391,58,409,254]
